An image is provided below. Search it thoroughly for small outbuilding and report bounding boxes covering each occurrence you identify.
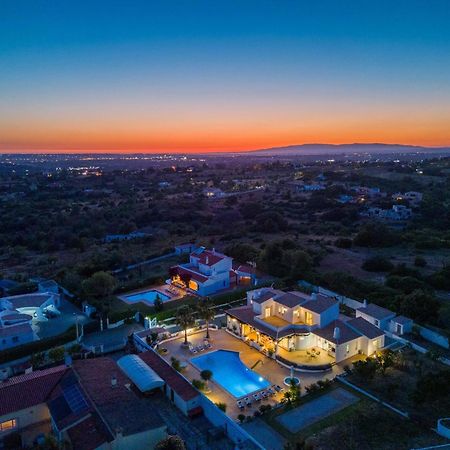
[117,354,164,393]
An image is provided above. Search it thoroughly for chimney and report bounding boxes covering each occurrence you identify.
[333,327,340,341]
[206,256,209,265]
[111,374,118,388]
[363,299,368,308]
[311,293,317,301]
[212,247,216,254]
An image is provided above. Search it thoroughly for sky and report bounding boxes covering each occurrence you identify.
[1,1,450,153]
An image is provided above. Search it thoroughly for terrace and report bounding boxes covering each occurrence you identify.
[157,329,350,419]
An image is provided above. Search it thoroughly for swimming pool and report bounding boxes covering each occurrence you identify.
[191,350,270,398]
[124,290,170,305]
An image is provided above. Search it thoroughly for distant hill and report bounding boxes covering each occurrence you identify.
[245,143,450,156]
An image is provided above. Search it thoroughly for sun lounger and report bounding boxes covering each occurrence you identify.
[253,393,261,402]
[268,387,276,395]
[260,390,268,399]
[274,384,284,392]
[204,340,211,349]
[244,397,252,407]
[198,345,204,352]
[237,400,244,410]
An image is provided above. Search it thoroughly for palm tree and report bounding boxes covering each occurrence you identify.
[175,305,195,346]
[197,298,215,339]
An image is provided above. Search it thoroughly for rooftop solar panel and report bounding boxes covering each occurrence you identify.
[63,384,88,414]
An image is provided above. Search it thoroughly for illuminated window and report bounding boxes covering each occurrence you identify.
[0,419,17,432]
[346,344,350,353]
[305,311,313,325]
[188,280,198,291]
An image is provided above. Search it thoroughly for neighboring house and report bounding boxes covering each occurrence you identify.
[232,263,258,286]
[203,187,225,198]
[169,247,233,296]
[0,360,166,450]
[104,231,149,243]
[363,204,412,221]
[392,191,423,206]
[0,292,60,322]
[174,243,198,255]
[0,350,205,450]
[297,183,325,192]
[226,288,387,364]
[356,301,413,335]
[0,280,19,297]
[351,186,384,198]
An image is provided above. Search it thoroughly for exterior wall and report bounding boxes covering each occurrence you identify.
[317,303,339,327]
[162,384,201,416]
[334,337,362,363]
[197,274,229,296]
[0,328,35,350]
[355,311,393,331]
[0,404,50,440]
[112,426,167,450]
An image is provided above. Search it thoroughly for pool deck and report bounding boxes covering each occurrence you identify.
[118,283,185,306]
[159,329,360,419]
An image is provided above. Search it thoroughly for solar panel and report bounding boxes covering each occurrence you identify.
[63,384,88,414]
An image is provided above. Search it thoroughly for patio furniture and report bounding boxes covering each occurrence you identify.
[198,345,204,352]
[316,350,321,356]
[268,387,276,395]
[260,390,268,399]
[274,384,284,392]
[253,393,261,402]
[244,397,252,407]
[237,400,244,410]
[306,351,311,357]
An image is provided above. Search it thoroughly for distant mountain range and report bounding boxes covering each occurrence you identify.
[244,143,450,156]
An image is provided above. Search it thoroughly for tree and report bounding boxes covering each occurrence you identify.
[197,298,215,339]
[237,414,246,423]
[375,350,394,375]
[153,295,164,312]
[200,369,213,387]
[215,402,227,412]
[155,435,186,450]
[48,346,65,363]
[82,271,117,299]
[398,289,440,323]
[175,305,195,345]
[352,358,378,381]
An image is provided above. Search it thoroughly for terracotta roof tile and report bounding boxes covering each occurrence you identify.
[138,351,199,401]
[0,365,69,416]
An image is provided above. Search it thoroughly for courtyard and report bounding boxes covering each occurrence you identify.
[158,328,355,419]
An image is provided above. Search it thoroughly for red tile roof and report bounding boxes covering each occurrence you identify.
[67,414,113,450]
[138,351,200,401]
[193,250,228,266]
[0,365,69,416]
[174,266,209,283]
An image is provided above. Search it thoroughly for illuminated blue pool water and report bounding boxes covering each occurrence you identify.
[191,350,270,398]
[124,290,170,305]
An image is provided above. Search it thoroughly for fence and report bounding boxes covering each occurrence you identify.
[417,325,449,349]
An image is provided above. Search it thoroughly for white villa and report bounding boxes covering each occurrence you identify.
[226,288,388,365]
[0,292,60,350]
[169,247,233,296]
